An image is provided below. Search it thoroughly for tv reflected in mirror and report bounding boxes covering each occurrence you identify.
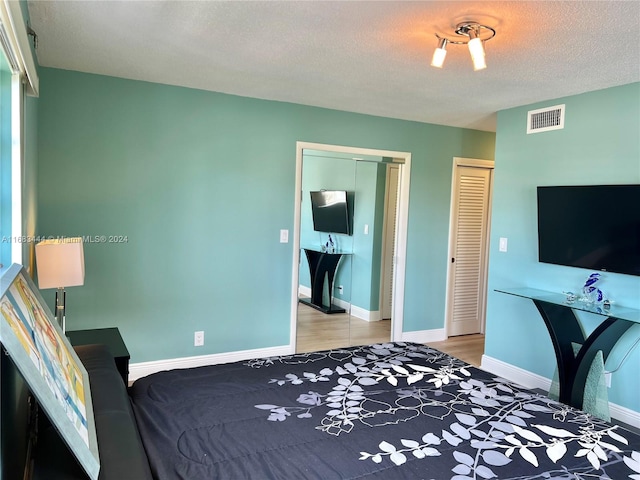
[537,184,640,276]
[310,190,352,236]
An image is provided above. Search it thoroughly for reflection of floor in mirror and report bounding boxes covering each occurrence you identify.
[296,302,485,367]
[296,302,391,353]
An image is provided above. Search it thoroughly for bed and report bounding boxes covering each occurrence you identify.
[2,262,637,479]
[129,341,640,480]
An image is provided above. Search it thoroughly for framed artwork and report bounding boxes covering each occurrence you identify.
[0,264,99,479]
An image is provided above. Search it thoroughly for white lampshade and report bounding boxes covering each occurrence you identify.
[35,238,85,289]
[430,38,448,68]
[468,36,486,71]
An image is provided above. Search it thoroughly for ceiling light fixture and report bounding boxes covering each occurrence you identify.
[430,22,495,71]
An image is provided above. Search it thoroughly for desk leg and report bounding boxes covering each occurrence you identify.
[533,301,585,406]
[571,317,634,409]
[303,250,345,314]
[534,300,635,410]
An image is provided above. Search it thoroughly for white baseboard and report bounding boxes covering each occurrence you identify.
[298,285,312,297]
[129,345,293,383]
[299,285,351,311]
[298,285,311,298]
[610,404,640,431]
[298,285,382,321]
[400,328,447,343]
[481,355,639,429]
[332,296,351,311]
[480,355,551,390]
[350,305,382,322]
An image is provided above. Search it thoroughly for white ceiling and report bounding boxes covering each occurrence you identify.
[26,1,640,132]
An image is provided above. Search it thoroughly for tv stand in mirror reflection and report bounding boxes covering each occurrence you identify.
[496,287,640,411]
[300,248,349,314]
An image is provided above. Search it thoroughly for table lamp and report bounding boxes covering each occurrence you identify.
[35,237,85,333]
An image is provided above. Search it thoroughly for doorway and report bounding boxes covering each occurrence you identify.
[445,157,494,337]
[290,142,411,352]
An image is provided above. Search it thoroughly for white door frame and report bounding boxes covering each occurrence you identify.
[290,142,412,350]
[444,157,494,337]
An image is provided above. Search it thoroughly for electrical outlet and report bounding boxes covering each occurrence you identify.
[605,372,612,388]
[338,285,344,294]
[194,330,204,347]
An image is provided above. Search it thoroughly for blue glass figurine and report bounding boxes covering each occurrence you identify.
[581,272,604,304]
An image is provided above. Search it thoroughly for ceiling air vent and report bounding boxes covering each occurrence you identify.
[527,104,565,134]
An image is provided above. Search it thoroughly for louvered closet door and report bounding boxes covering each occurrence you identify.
[381,164,400,320]
[449,165,492,336]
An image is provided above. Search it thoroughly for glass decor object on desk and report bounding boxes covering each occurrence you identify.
[579,272,605,305]
[324,234,336,254]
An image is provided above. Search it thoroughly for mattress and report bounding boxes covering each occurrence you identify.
[129,342,640,479]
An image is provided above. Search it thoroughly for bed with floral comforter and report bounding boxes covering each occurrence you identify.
[130,342,640,479]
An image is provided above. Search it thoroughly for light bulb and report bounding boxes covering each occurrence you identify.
[467,31,486,71]
[430,38,448,68]
[431,48,446,68]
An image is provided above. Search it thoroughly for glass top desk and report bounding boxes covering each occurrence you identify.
[496,287,640,411]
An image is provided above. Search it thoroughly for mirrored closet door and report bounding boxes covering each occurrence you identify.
[296,148,401,353]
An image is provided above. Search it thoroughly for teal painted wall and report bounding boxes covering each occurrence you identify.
[36,67,495,363]
[351,160,384,311]
[371,163,388,310]
[486,83,640,412]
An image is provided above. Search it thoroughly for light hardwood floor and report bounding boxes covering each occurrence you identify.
[426,334,484,367]
[296,303,391,353]
[295,302,485,366]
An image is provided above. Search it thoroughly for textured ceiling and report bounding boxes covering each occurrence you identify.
[27,1,640,132]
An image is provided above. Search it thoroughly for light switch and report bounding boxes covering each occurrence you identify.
[364,224,369,235]
[280,229,289,243]
[499,237,508,252]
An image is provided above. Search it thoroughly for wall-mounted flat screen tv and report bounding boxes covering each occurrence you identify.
[537,184,640,276]
[310,190,352,235]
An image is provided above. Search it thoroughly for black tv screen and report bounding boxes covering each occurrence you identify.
[310,190,352,235]
[537,185,640,276]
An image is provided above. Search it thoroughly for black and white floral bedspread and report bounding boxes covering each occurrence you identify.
[130,342,640,479]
